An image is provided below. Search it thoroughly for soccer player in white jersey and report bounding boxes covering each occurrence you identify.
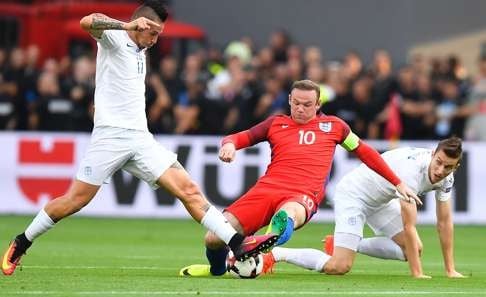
[1,0,276,276]
[262,137,465,278]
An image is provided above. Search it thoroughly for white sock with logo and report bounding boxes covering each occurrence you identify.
[272,247,331,272]
[201,206,237,244]
[24,209,55,242]
[357,237,406,261]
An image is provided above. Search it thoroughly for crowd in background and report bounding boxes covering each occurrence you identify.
[1,30,486,140]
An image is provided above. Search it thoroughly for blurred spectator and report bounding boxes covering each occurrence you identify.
[0,48,17,129]
[158,56,182,101]
[145,56,180,133]
[465,56,486,140]
[349,76,377,138]
[180,53,210,90]
[240,36,256,56]
[206,46,225,77]
[2,47,30,129]
[287,58,304,83]
[30,71,73,131]
[303,46,322,68]
[370,49,397,112]
[224,41,252,66]
[255,47,274,80]
[342,50,363,83]
[173,73,206,134]
[397,67,434,139]
[434,78,469,138]
[287,44,302,62]
[207,54,244,101]
[273,63,291,93]
[409,53,429,76]
[321,63,355,125]
[253,76,287,122]
[61,56,95,131]
[269,29,290,63]
[230,63,264,130]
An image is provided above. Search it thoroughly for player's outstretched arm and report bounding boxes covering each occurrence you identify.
[400,199,431,279]
[80,13,161,38]
[219,116,274,162]
[436,199,466,278]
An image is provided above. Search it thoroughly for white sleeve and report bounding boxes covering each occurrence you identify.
[95,30,122,50]
[435,174,454,202]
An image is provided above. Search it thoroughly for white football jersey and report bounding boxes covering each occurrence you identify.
[93,30,148,131]
[338,147,454,207]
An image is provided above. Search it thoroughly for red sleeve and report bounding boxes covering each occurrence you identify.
[353,141,401,186]
[221,116,275,150]
[339,119,351,144]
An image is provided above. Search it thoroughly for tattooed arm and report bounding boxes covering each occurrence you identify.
[80,13,161,39]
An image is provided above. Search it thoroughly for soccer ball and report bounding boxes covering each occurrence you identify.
[226,251,263,279]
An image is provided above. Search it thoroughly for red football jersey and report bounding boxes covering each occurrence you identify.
[230,114,350,204]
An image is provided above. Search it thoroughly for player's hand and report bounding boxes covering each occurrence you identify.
[396,182,422,206]
[413,274,432,279]
[125,17,161,32]
[219,143,236,163]
[447,270,467,278]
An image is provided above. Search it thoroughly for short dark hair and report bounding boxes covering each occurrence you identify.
[133,0,168,22]
[436,136,463,161]
[290,79,320,101]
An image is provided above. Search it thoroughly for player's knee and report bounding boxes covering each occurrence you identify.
[335,262,352,274]
[204,232,225,249]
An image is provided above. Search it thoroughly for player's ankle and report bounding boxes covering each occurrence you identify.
[15,233,32,251]
[227,233,244,252]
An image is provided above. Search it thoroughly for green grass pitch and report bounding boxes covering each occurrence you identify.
[0,215,485,296]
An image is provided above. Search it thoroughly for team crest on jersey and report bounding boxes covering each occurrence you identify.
[319,122,332,132]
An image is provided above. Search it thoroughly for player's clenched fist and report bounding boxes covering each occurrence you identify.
[219,143,236,163]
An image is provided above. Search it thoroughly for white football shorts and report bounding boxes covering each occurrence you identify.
[76,126,177,189]
[333,183,403,251]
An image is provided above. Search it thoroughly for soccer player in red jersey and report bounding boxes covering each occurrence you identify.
[179,79,420,277]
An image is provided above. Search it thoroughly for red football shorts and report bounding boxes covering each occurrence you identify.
[225,184,320,235]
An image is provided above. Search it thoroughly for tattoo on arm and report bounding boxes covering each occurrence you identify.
[201,203,211,212]
[92,15,125,30]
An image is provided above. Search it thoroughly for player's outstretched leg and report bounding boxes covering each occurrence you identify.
[1,234,32,276]
[2,181,98,276]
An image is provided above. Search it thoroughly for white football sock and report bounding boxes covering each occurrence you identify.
[24,209,55,241]
[201,206,236,244]
[272,247,331,272]
[357,237,406,261]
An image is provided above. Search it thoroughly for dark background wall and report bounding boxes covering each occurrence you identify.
[172,0,486,65]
